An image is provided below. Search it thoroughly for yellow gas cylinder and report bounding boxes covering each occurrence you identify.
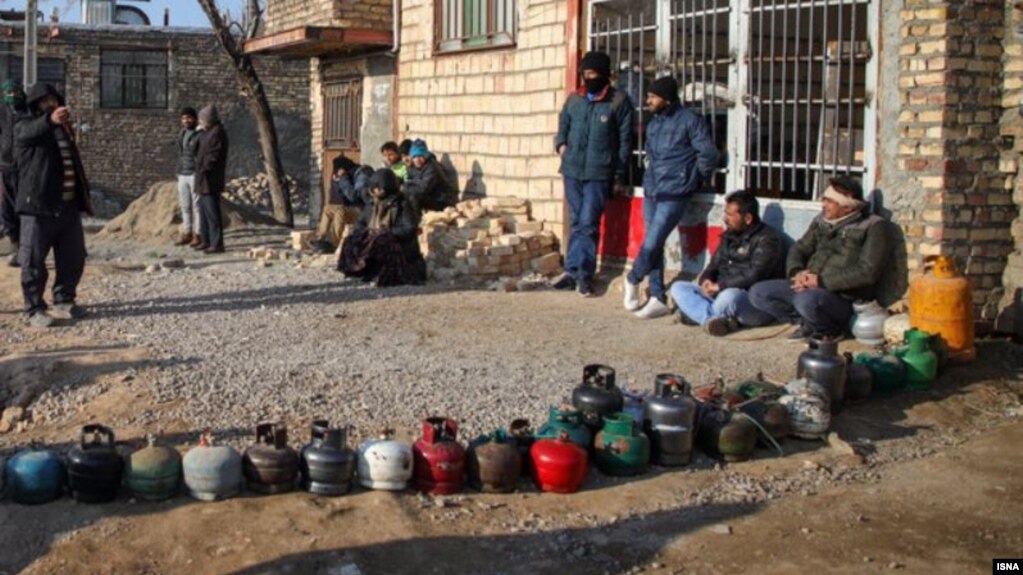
[909,256,975,363]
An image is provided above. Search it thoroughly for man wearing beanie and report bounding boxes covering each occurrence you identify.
[552,50,634,297]
[174,106,202,247]
[748,176,893,342]
[624,75,720,319]
[193,104,228,254]
[403,138,457,213]
[1,79,26,267]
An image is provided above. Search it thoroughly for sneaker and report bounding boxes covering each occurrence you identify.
[786,324,813,343]
[52,302,87,320]
[577,278,595,298]
[191,243,210,251]
[203,246,226,255]
[26,311,54,328]
[673,310,699,326]
[7,251,18,268]
[704,316,738,337]
[550,272,576,290]
[634,296,670,319]
[623,279,642,311]
[174,233,194,246]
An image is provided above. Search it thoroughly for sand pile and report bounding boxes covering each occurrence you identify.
[97,181,280,243]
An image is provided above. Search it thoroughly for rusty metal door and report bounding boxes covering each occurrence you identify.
[322,78,363,207]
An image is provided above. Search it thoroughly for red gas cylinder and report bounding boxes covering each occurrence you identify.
[530,432,589,494]
[413,417,466,495]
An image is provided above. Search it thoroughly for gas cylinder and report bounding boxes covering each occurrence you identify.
[909,255,975,363]
[843,353,874,403]
[508,418,534,475]
[854,351,906,395]
[796,338,847,412]
[243,423,299,494]
[67,424,124,503]
[182,432,243,501]
[571,364,624,431]
[594,413,650,476]
[901,329,938,390]
[697,407,758,462]
[467,429,522,493]
[413,417,466,495]
[357,431,413,491]
[621,390,647,431]
[643,374,697,466]
[779,379,831,440]
[4,447,64,504]
[300,420,355,496]
[535,406,592,449]
[851,300,888,346]
[530,432,589,494]
[126,434,182,501]
[736,398,791,446]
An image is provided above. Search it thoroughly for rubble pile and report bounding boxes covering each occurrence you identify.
[420,197,562,282]
[225,173,308,215]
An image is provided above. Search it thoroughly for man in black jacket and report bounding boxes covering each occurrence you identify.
[193,105,228,254]
[403,139,457,214]
[15,83,94,327]
[0,79,26,267]
[174,106,202,246]
[670,190,783,336]
[312,155,372,253]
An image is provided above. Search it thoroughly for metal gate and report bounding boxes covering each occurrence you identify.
[588,0,877,201]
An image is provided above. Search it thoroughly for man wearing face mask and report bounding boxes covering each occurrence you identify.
[14,83,94,328]
[748,176,892,342]
[552,50,634,297]
[0,79,27,267]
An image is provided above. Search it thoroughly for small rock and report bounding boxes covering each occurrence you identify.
[710,524,732,535]
[144,264,159,274]
[887,561,904,570]
[160,258,186,270]
[255,259,271,268]
[800,527,812,535]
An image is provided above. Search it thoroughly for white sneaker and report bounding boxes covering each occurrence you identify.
[634,297,670,319]
[623,279,642,311]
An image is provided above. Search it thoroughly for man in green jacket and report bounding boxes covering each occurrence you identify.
[748,176,892,341]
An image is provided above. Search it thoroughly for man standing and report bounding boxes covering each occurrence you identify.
[312,155,372,253]
[1,79,26,267]
[14,83,93,327]
[193,105,228,254]
[174,107,202,247]
[624,76,719,318]
[380,141,407,181]
[552,50,634,297]
[670,190,783,336]
[749,176,892,342]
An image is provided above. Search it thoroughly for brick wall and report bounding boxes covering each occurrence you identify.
[897,1,1014,324]
[264,0,393,35]
[396,0,568,236]
[0,24,311,210]
[998,3,1023,334]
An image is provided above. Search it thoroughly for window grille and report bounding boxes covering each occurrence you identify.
[100,50,168,109]
[435,0,516,54]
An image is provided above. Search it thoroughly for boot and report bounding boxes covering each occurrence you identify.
[189,234,204,248]
[174,232,194,246]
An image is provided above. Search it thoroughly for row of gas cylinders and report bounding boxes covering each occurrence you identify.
[2,366,814,502]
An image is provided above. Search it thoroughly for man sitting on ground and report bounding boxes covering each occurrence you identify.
[381,141,407,182]
[748,176,892,342]
[670,190,783,336]
[312,156,372,253]
[338,169,426,286]
[403,139,457,214]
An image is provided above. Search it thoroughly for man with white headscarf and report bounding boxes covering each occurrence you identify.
[748,176,892,342]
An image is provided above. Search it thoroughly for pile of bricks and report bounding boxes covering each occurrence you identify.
[420,197,562,282]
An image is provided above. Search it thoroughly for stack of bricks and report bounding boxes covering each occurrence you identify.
[420,197,561,281]
[263,0,393,34]
[897,1,1012,324]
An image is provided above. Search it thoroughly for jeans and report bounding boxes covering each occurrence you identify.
[198,194,224,249]
[670,283,776,326]
[19,205,86,314]
[563,177,608,282]
[177,174,200,234]
[748,279,853,336]
[628,197,688,300]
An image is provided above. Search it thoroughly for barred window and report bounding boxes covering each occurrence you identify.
[8,57,66,95]
[100,50,168,109]
[324,80,362,149]
[435,0,516,54]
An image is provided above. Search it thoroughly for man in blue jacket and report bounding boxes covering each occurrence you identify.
[625,76,719,318]
[552,51,634,297]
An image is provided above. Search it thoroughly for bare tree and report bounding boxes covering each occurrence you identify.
[196,0,293,227]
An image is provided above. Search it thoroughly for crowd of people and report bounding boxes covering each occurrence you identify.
[1,49,892,340]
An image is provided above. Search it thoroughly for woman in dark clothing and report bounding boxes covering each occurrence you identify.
[339,169,425,286]
[193,105,228,254]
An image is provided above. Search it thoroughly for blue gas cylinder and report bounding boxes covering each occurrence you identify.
[5,448,65,504]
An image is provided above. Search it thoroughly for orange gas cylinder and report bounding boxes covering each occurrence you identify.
[909,256,975,363]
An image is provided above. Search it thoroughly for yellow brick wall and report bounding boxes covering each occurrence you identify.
[396,0,568,235]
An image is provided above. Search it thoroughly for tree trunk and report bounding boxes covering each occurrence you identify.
[196,0,294,227]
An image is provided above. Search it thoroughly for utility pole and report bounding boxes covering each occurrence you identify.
[24,0,38,85]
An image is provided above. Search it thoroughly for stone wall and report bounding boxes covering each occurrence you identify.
[0,24,311,212]
[396,0,568,238]
[896,1,1014,325]
[264,0,394,35]
[998,3,1023,336]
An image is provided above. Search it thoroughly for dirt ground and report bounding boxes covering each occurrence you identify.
[0,231,1021,575]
